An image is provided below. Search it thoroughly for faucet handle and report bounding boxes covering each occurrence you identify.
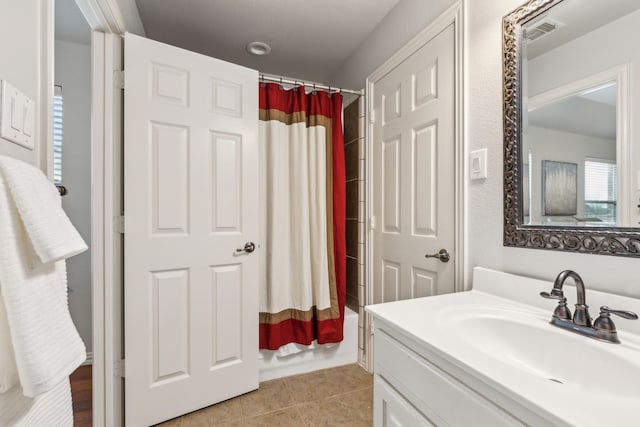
[594,306,638,337]
[598,306,638,320]
[540,291,572,320]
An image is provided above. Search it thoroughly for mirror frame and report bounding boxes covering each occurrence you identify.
[503,0,640,257]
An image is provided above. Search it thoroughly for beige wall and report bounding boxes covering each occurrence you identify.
[0,0,52,171]
[465,0,640,298]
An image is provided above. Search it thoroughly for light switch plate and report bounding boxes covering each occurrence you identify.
[470,148,488,180]
[1,80,35,150]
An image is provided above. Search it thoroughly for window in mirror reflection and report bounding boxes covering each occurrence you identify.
[584,158,616,224]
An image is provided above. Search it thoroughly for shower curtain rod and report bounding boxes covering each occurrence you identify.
[259,73,364,96]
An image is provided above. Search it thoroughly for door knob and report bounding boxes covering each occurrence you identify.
[236,242,256,254]
[425,249,450,263]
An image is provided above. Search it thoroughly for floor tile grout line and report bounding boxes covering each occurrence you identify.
[243,402,300,420]
[293,404,309,427]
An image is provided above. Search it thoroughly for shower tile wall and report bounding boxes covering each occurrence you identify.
[343,96,366,365]
[344,100,359,312]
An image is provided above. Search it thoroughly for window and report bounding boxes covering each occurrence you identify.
[53,85,63,185]
[584,158,616,224]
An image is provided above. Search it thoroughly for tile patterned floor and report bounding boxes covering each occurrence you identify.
[156,364,373,427]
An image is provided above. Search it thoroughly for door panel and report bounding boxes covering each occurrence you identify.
[211,131,242,231]
[373,24,455,305]
[382,138,401,233]
[413,124,437,236]
[151,122,189,234]
[124,33,258,427]
[151,269,189,383]
[210,263,242,364]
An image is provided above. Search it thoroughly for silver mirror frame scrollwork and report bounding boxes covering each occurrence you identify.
[503,0,640,257]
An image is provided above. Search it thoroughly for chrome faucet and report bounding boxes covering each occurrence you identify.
[540,270,638,344]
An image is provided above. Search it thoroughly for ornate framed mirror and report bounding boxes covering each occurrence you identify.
[503,0,640,256]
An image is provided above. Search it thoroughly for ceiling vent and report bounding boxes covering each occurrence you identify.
[524,18,564,42]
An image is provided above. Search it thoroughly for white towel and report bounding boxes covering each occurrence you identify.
[0,289,19,393]
[0,156,87,264]
[0,157,87,398]
[0,377,73,426]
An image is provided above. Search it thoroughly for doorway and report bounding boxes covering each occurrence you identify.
[54,0,93,372]
[54,1,94,424]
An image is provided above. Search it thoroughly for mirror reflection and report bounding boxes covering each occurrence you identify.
[520,0,640,227]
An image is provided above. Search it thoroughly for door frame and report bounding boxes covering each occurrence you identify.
[71,1,143,426]
[90,31,124,427]
[364,2,464,370]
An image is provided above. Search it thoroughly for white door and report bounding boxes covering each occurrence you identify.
[124,34,259,427]
[372,24,455,304]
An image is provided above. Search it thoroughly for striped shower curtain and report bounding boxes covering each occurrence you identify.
[258,83,346,350]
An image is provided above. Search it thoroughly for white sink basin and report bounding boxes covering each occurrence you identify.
[446,306,640,397]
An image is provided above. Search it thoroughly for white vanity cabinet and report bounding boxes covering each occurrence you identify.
[372,319,524,427]
[367,267,640,427]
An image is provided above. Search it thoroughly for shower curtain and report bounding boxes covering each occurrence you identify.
[258,82,346,350]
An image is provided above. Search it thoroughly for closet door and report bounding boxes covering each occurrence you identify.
[371,24,456,304]
[124,33,259,427]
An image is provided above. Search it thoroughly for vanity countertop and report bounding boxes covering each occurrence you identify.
[366,267,640,427]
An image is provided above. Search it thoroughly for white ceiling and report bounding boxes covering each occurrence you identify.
[134,0,400,84]
[529,84,616,140]
[55,0,91,45]
[579,83,616,107]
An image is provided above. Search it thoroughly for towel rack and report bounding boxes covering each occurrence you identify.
[56,185,68,196]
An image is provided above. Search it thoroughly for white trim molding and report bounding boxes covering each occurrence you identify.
[364,2,465,371]
[90,31,124,427]
[39,0,55,179]
[82,352,94,366]
[75,0,145,35]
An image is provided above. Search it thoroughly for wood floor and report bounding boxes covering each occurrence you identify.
[70,365,92,427]
[70,364,373,427]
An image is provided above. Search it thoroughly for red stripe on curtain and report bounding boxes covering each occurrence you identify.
[320,92,346,343]
[259,83,346,349]
[259,82,307,113]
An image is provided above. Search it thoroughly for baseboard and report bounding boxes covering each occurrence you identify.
[82,352,93,366]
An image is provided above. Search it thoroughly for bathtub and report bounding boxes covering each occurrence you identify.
[258,307,359,381]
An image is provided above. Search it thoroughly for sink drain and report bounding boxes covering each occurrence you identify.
[548,378,563,384]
